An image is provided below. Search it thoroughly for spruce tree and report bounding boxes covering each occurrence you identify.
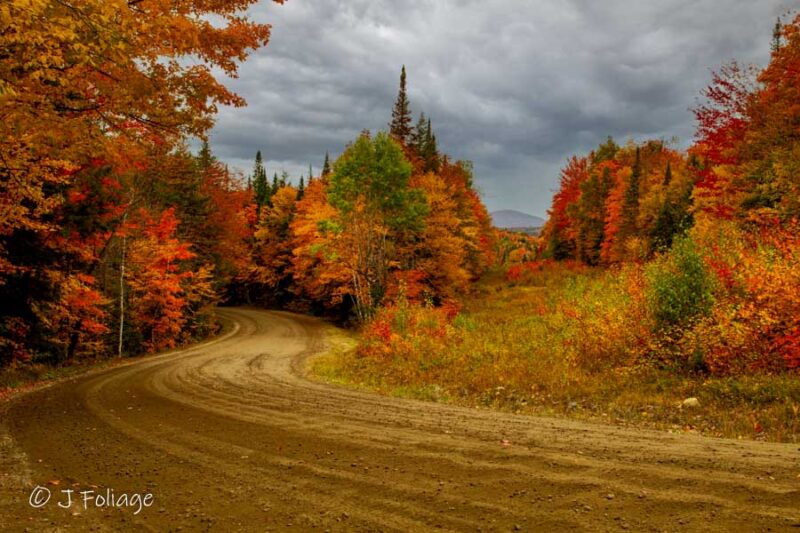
[297,177,305,200]
[651,175,694,252]
[662,162,672,186]
[593,136,619,163]
[252,150,269,208]
[422,118,439,172]
[322,152,332,176]
[198,140,214,172]
[389,65,412,143]
[271,173,279,195]
[772,17,783,53]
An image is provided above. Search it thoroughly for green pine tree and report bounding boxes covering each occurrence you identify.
[772,17,783,53]
[197,140,214,172]
[421,118,439,172]
[252,150,270,209]
[662,162,672,186]
[651,173,694,252]
[593,136,619,163]
[389,65,412,143]
[322,152,331,176]
[410,112,427,154]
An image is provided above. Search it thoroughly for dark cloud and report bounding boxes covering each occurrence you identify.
[209,0,791,216]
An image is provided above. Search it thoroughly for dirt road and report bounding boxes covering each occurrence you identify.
[1,308,798,531]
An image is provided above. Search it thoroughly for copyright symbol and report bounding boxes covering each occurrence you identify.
[29,485,51,508]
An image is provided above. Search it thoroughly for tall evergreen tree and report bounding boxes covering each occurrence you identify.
[772,17,783,53]
[421,118,439,172]
[662,162,673,186]
[297,177,305,200]
[322,152,332,176]
[198,140,214,172]
[252,150,270,209]
[389,65,412,143]
[410,112,427,154]
[651,180,694,253]
[271,173,279,195]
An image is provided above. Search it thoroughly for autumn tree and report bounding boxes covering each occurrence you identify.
[249,185,298,306]
[575,164,614,264]
[541,156,589,259]
[125,209,215,353]
[327,132,427,320]
[406,172,471,299]
[289,178,351,315]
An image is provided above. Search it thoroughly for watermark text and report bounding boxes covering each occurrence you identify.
[29,486,154,515]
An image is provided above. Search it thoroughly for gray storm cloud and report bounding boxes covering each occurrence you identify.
[209,0,791,216]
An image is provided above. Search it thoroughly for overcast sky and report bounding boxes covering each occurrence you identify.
[208,0,792,217]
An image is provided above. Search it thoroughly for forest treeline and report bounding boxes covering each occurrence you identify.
[0,1,494,366]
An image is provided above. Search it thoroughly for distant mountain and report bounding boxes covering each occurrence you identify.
[490,210,545,230]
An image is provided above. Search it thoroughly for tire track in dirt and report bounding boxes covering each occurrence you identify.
[1,307,798,532]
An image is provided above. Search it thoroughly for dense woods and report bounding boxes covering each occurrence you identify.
[0,0,493,368]
[1,0,275,364]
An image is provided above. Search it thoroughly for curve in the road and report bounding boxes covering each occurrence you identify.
[1,307,799,532]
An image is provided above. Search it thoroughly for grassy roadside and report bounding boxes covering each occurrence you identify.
[0,312,234,403]
[310,268,800,443]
